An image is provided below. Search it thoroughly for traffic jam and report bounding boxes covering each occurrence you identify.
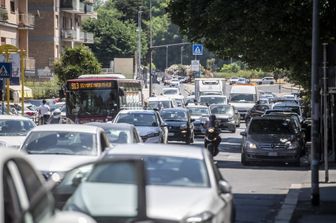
[1,73,305,223]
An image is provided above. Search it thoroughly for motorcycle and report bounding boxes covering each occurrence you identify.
[204,127,221,157]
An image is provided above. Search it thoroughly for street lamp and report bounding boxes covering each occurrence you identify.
[137,9,142,81]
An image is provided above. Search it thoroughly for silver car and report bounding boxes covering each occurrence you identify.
[104,144,235,223]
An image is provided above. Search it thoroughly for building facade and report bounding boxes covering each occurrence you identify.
[0,0,35,76]
[29,0,95,79]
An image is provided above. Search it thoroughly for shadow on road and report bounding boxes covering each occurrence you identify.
[215,159,309,171]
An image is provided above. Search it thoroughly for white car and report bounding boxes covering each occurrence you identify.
[147,96,177,109]
[0,115,36,150]
[229,77,239,85]
[256,77,276,85]
[103,144,235,223]
[162,87,180,96]
[0,148,95,223]
[20,124,111,180]
[170,78,181,87]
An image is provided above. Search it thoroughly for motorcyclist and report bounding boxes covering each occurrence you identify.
[204,114,221,156]
[48,108,62,124]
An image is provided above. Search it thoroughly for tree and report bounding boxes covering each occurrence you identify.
[54,45,101,84]
[167,0,336,88]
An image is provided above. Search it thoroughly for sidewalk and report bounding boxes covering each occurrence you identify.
[290,167,336,223]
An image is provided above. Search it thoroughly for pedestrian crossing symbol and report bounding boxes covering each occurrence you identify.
[192,44,203,56]
[0,62,12,78]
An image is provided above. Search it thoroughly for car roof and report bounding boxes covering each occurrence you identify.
[0,115,33,121]
[186,104,208,108]
[117,109,156,114]
[148,97,173,101]
[105,144,204,159]
[160,108,188,112]
[30,124,101,133]
[86,122,135,130]
[252,116,293,121]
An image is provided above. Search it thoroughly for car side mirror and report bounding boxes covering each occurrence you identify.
[72,173,84,187]
[161,122,168,127]
[218,180,232,194]
[240,132,247,136]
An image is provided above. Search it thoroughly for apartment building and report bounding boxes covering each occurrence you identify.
[29,0,95,78]
[0,0,35,76]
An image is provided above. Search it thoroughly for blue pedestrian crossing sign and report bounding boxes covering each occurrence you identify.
[0,62,12,78]
[192,44,203,56]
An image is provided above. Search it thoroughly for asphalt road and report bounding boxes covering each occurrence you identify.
[154,82,307,223]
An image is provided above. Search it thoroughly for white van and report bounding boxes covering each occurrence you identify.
[229,85,257,119]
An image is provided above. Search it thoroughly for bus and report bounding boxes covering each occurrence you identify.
[65,74,143,123]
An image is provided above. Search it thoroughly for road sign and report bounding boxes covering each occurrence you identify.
[192,44,203,56]
[191,60,200,72]
[0,63,12,78]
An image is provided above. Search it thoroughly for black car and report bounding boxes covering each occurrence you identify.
[160,108,194,144]
[245,104,270,124]
[240,116,303,165]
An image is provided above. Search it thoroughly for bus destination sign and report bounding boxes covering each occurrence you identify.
[69,81,113,90]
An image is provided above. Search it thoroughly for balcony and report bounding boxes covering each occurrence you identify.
[61,30,78,40]
[80,32,94,44]
[25,57,35,71]
[18,13,35,29]
[60,0,85,14]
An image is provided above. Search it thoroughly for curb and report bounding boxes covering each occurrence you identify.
[274,184,303,223]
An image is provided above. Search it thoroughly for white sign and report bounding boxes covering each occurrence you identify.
[191,60,200,72]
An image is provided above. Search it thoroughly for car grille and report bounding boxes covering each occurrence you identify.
[219,118,229,122]
[168,125,181,132]
[259,143,287,150]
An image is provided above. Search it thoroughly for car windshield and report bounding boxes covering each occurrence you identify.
[145,156,209,187]
[116,113,158,127]
[230,93,255,103]
[210,105,234,115]
[160,110,188,121]
[21,131,97,156]
[104,129,131,144]
[273,106,300,115]
[0,120,35,136]
[200,96,226,105]
[148,101,172,109]
[188,107,209,116]
[249,119,295,134]
[163,89,178,95]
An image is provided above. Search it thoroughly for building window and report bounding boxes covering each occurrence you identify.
[1,37,6,45]
[0,0,5,8]
[56,15,58,29]
[10,0,14,13]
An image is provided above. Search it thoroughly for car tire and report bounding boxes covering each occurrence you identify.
[186,137,191,145]
[231,127,236,133]
[270,82,274,85]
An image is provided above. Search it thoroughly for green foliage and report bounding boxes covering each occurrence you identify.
[167,0,336,89]
[54,45,101,84]
[220,64,240,73]
[215,69,264,79]
[26,77,60,99]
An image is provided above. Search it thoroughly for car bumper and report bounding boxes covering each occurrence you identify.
[167,130,189,141]
[142,136,161,143]
[218,121,236,130]
[243,149,299,162]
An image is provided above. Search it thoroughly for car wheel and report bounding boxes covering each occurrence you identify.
[231,127,236,133]
[270,82,274,85]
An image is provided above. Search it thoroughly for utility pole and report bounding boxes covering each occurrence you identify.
[149,0,153,96]
[311,0,320,206]
[137,9,142,81]
[181,46,184,64]
[322,43,329,183]
[166,46,169,69]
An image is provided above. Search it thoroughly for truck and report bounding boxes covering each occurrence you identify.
[194,78,226,101]
[229,84,258,119]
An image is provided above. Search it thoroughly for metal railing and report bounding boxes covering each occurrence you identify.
[60,0,85,13]
[61,30,77,40]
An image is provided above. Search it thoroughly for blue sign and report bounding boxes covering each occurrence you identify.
[192,44,203,56]
[0,63,12,78]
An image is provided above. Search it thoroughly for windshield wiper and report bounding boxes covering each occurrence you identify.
[163,119,185,122]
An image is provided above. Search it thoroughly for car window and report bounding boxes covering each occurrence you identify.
[249,119,295,134]
[210,106,233,115]
[133,129,140,143]
[144,156,210,188]
[0,120,35,136]
[188,107,209,115]
[106,129,130,144]
[117,113,158,127]
[160,110,188,121]
[21,131,98,156]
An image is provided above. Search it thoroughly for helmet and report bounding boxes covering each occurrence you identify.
[53,109,61,118]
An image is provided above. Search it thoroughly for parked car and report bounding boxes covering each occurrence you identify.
[186,104,210,136]
[240,116,303,165]
[256,77,276,85]
[113,110,168,144]
[104,144,236,223]
[237,78,248,84]
[86,122,142,144]
[160,108,194,144]
[0,115,36,150]
[210,104,240,132]
[245,104,271,124]
[229,77,239,85]
[20,124,111,180]
[1,148,95,223]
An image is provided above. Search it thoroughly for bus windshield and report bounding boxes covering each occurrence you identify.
[67,89,118,116]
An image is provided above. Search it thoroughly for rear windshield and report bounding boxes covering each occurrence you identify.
[249,119,295,134]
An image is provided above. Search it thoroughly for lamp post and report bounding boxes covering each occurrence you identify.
[137,9,142,81]
[149,0,153,96]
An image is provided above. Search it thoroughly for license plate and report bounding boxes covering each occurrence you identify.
[168,133,174,136]
[268,152,278,156]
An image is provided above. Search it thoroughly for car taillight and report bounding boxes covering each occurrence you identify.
[25,111,35,116]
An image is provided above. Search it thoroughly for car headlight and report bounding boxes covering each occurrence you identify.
[246,142,257,149]
[184,211,214,223]
[287,141,300,150]
[180,124,188,129]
